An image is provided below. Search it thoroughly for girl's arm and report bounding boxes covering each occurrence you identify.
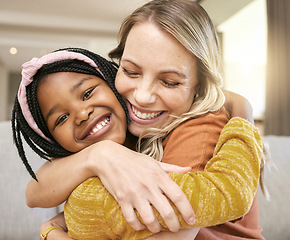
[26,141,195,233]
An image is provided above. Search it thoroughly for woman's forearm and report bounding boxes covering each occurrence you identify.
[39,212,73,240]
[143,228,199,240]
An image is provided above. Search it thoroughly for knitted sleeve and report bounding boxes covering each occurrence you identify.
[64,117,262,240]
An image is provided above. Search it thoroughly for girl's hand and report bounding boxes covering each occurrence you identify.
[39,212,73,240]
[91,140,195,233]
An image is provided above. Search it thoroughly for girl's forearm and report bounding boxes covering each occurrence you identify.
[26,142,102,208]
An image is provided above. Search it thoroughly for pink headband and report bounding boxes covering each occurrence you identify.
[18,50,104,142]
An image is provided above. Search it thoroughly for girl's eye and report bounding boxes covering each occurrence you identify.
[83,88,94,101]
[161,80,180,88]
[56,114,69,126]
[122,67,139,77]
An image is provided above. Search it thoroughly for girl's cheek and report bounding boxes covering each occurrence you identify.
[115,75,128,94]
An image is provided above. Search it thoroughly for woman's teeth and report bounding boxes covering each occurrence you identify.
[132,106,162,120]
[89,117,109,135]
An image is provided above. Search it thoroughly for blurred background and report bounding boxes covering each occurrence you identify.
[0,0,289,136]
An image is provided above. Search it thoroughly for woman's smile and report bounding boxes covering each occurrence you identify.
[127,101,167,125]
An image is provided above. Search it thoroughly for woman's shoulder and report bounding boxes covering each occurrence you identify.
[163,109,229,147]
[223,90,254,124]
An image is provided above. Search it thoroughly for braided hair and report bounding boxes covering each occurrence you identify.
[12,47,129,180]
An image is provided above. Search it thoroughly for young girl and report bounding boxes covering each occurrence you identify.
[13,47,262,240]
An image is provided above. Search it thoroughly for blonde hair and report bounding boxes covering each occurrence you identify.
[109,0,225,161]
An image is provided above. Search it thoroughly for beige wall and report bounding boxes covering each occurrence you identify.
[0,65,8,121]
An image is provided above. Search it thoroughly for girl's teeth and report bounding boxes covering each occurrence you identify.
[89,118,109,135]
[132,106,161,120]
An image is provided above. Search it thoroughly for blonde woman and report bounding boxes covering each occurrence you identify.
[24,0,265,239]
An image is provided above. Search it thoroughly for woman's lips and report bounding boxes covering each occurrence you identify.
[127,102,167,125]
[131,105,163,120]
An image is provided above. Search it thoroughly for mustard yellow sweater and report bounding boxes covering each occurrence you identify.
[64,117,262,240]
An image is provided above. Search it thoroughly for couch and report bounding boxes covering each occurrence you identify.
[1,120,290,240]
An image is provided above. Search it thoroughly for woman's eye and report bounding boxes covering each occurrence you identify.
[161,80,180,88]
[56,114,69,126]
[83,88,94,100]
[122,67,139,77]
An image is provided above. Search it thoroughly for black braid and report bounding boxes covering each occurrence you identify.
[11,47,129,181]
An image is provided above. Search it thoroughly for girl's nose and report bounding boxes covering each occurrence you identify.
[133,79,157,106]
[75,105,93,125]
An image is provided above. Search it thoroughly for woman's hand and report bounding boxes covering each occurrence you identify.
[144,228,200,240]
[92,140,195,233]
[39,212,73,240]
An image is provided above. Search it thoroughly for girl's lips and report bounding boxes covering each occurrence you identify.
[127,101,167,125]
[81,114,111,140]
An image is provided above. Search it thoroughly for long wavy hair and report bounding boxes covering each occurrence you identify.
[109,0,225,161]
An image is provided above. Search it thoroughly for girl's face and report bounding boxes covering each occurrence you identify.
[115,22,199,137]
[37,72,127,152]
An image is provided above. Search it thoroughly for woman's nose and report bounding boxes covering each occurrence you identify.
[75,105,93,125]
[133,79,156,106]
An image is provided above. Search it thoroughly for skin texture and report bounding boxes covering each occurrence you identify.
[116,22,199,136]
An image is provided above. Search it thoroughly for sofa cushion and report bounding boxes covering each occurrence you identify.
[0,121,59,240]
[258,136,290,240]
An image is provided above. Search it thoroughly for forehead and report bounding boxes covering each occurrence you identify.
[123,22,197,74]
[39,72,104,88]
[125,23,194,61]
[36,72,106,107]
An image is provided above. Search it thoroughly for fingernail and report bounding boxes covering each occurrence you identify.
[187,217,195,225]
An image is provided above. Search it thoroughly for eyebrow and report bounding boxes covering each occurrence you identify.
[71,76,93,92]
[45,76,93,122]
[45,104,59,124]
[121,59,186,79]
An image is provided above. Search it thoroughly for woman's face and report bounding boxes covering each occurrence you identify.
[115,22,199,137]
[37,72,127,152]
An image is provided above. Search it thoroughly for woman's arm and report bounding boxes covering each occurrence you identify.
[143,229,199,240]
[26,140,195,233]
[40,212,199,240]
[39,212,73,240]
